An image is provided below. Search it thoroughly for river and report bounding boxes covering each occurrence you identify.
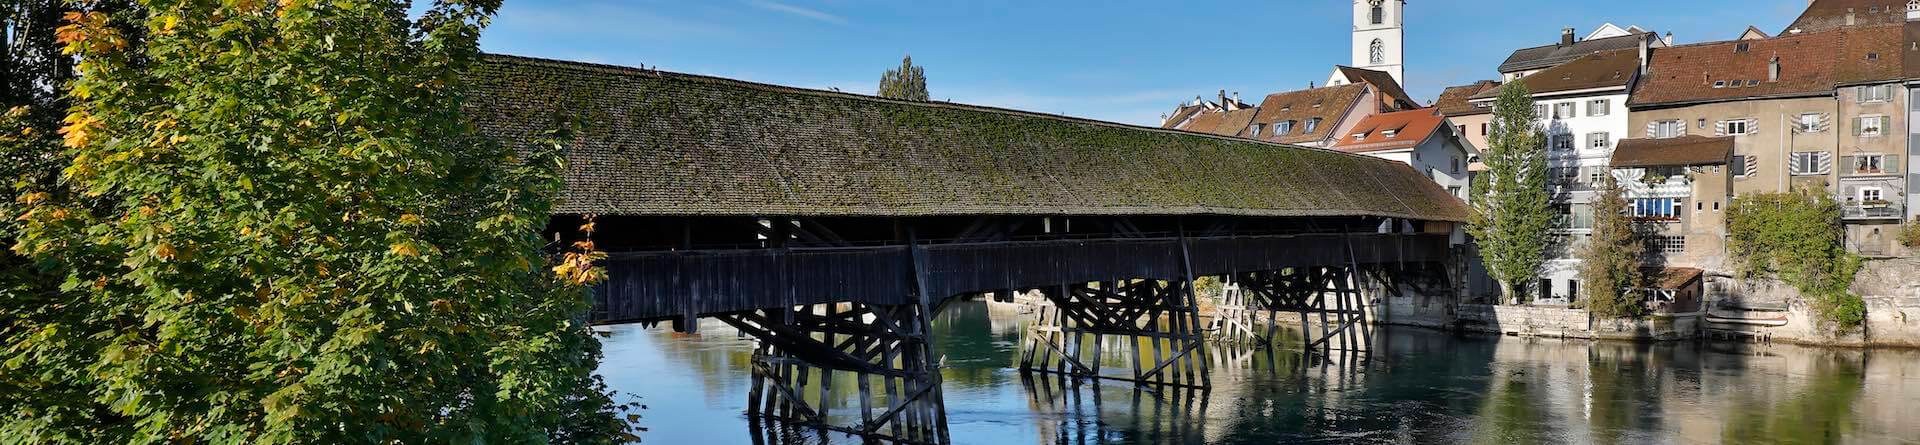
[598,300,1920,444]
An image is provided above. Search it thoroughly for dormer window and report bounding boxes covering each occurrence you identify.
[1277,120,1295,134]
[1735,42,1750,53]
[1304,118,1321,133]
[1713,81,1727,88]
[1383,129,1399,138]
[1353,132,1368,141]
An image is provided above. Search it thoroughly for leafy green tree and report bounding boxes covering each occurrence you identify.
[3,1,636,443]
[1727,188,1865,330]
[1580,174,1644,318]
[877,55,929,101]
[1467,82,1552,302]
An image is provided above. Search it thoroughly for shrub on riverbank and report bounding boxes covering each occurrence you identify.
[1727,189,1866,331]
[1901,218,1920,250]
[2,1,636,443]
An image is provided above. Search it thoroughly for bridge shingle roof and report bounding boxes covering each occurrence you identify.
[466,54,1471,222]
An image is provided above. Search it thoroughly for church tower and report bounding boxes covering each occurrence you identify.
[1352,0,1405,85]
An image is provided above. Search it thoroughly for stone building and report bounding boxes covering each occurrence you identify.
[1628,24,1908,256]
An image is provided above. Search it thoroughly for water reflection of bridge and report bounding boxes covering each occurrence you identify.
[469,54,1469,443]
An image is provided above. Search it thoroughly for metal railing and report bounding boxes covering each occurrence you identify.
[1841,202,1905,220]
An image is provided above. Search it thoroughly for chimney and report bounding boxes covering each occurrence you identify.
[1768,55,1781,82]
[1218,89,1227,106]
[1638,34,1652,75]
[1561,27,1576,45]
[1232,92,1241,104]
[1847,8,1857,26]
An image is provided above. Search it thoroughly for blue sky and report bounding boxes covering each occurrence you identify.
[480,0,1813,126]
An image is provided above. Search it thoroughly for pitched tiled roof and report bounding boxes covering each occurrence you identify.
[1630,25,1901,107]
[1641,267,1704,290]
[1498,32,1653,74]
[1782,0,1905,34]
[1250,84,1369,145]
[1161,104,1203,129]
[1834,24,1903,84]
[1432,81,1500,116]
[1474,49,1639,100]
[1334,66,1417,110]
[1611,136,1734,168]
[1328,109,1449,154]
[465,54,1471,222]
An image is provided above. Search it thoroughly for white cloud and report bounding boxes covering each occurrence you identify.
[749,1,848,25]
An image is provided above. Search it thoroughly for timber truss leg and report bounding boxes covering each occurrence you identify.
[1227,266,1373,356]
[717,302,950,444]
[1018,279,1210,389]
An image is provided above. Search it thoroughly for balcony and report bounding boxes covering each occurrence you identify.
[1842,200,1905,220]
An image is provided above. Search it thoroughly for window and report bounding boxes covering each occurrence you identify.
[1370,4,1384,24]
[1248,123,1264,137]
[1551,133,1574,150]
[1723,119,1750,135]
[1588,99,1611,116]
[1480,123,1489,135]
[1798,113,1823,132]
[1533,104,1548,119]
[1304,118,1321,133]
[1554,102,1575,119]
[1588,132,1610,150]
[1632,198,1682,220]
[1656,236,1686,254]
[1697,118,1707,129]
[1549,167,1579,185]
[1732,155,1751,177]
[1277,120,1294,134]
[1854,115,1887,137]
[1568,280,1580,300]
[1853,154,1886,174]
[1448,186,1463,198]
[1789,151,1828,175]
[1383,128,1399,138]
[1713,80,1727,88]
[1457,124,1466,135]
[1857,84,1894,102]
[1353,131,1368,141]
[1451,157,1461,174]
[1585,166,1606,185]
[1862,187,1885,203]
[1654,120,1684,138]
[1369,39,1385,64]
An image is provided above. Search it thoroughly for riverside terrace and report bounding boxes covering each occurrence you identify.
[465,54,1473,444]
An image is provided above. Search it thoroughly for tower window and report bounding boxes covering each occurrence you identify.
[1371,6,1383,24]
[1370,39,1385,65]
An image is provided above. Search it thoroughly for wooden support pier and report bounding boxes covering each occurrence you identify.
[719,302,950,444]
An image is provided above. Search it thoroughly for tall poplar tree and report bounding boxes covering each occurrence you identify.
[1580,174,1644,318]
[3,1,636,442]
[1467,83,1552,302]
[877,55,929,101]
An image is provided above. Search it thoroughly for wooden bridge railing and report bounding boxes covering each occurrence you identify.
[589,232,1450,325]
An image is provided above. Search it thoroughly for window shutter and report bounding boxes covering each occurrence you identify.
[1852,117,1863,136]
[1646,122,1658,138]
[1715,120,1727,136]
[1746,155,1760,177]
[1747,118,1760,135]
[1820,113,1833,132]
[1840,155,1856,175]
[1678,122,1688,137]
[1818,152,1834,174]
[1887,155,1901,175]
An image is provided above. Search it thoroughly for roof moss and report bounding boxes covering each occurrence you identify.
[464,54,1471,222]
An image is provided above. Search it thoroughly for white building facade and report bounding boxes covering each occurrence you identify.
[1350,0,1405,85]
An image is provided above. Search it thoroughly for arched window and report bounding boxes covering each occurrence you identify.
[1369,39,1385,64]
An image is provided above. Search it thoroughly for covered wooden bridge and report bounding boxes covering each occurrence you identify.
[466,54,1472,444]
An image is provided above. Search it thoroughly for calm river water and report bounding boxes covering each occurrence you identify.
[600,301,1920,444]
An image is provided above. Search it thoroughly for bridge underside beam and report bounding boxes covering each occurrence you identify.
[1215,266,1372,355]
[1019,278,1211,389]
[716,302,950,444]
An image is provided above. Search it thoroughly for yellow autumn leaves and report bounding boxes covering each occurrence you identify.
[552,219,607,286]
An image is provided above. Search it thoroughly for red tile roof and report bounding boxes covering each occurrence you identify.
[1473,49,1639,100]
[1782,0,1906,34]
[1629,26,1902,107]
[1611,136,1734,168]
[1334,66,1417,110]
[1432,80,1500,116]
[1250,84,1369,145]
[1328,109,1449,154]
